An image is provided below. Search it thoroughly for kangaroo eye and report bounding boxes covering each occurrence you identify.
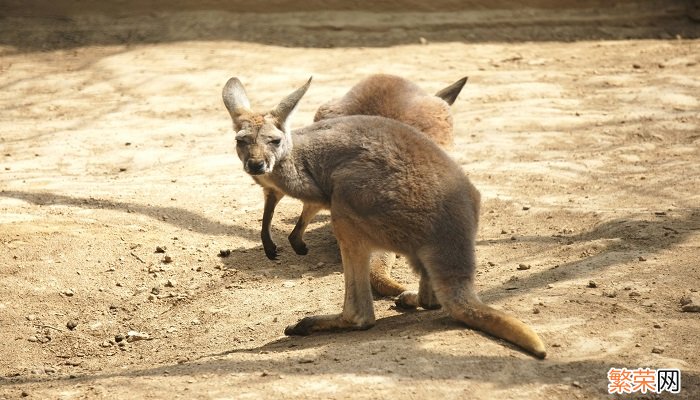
[270,139,282,146]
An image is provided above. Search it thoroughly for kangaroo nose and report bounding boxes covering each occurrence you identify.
[247,159,266,174]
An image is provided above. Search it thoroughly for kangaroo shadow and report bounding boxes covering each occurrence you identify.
[477,208,700,303]
[0,190,258,240]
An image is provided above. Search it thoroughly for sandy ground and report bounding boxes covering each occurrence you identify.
[1,2,699,399]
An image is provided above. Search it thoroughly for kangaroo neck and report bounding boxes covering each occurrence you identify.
[262,141,328,205]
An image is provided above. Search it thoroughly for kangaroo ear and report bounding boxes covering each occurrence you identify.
[222,77,251,121]
[435,77,468,106]
[271,77,312,131]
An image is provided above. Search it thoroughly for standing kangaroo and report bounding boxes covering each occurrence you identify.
[261,74,468,298]
[222,77,546,359]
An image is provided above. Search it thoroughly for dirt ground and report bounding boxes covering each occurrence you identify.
[1,1,699,399]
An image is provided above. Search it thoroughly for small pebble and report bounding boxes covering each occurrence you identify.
[28,335,39,343]
[517,264,531,270]
[165,279,175,288]
[155,246,166,253]
[26,314,37,321]
[21,390,29,397]
[162,255,173,264]
[522,205,531,210]
[638,256,647,261]
[651,346,664,354]
[66,320,78,330]
[633,63,641,69]
[653,323,661,329]
[603,291,617,298]
[62,289,75,297]
[487,261,496,266]
[572,381,582,388]
[114,334,124,343]
[588,281,598,288]
[218,249,232,258]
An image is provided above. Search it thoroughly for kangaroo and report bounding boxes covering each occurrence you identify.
[262,74,468,298]
[222,77,546,359]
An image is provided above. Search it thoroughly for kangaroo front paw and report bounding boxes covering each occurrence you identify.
[288,235,309,255]
[263,241,278,260]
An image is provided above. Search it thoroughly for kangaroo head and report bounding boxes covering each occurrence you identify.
[222,77,311,175]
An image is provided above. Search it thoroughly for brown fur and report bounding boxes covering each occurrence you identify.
[222,77,546,359]
[268,74,468,298]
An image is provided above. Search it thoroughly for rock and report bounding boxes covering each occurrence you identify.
[218,249,232,258]
[681,293,700,312]
[419,37,428,45]
[651,346,664,354]
[522,205,531,210]
[487,261,496,267]
[151,287,161,295]
[653,323,662,328]
[682,303,700,312]
[572,381,582,388]
[28,335,38,342]
[62,289,75,297]
[66,320,78,330]
[517,264,531,270]
[282,281,295,288]
[638,256,647,261]
[21,390,29,397]
[162,255,173,264]
[126,331,151,342]
[587,281,598,288]
[155,246,166,253]
[165,279,175,288]
[100,340,112,348]
[603,290,617,298]
[629,291,641,297]
[26,314,37,321]
[114,334,124,343]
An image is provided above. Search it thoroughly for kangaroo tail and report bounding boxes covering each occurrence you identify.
[369,252,406,297]
[446,297,547,359]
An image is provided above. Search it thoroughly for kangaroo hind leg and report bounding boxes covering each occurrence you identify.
[395,258,441,310]
[285,217,375,335]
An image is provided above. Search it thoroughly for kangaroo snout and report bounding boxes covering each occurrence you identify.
[246,159,267,175]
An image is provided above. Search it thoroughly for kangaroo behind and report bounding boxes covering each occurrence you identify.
[222,77,546,359]
[315,74,467,147]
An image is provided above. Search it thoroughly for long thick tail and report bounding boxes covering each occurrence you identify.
[369,252,407,297]
[446,298,547,359]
